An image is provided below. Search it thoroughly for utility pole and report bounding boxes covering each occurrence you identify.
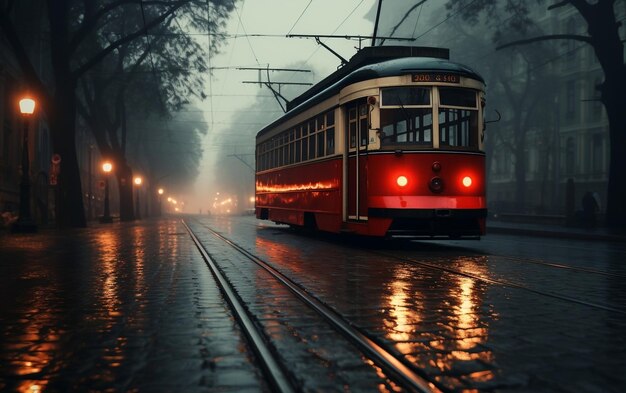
[240,66,312,112]
[372,0,383,46]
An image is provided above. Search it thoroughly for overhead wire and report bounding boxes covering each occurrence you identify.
[206,0,214,130]
[297,0,367,72]
[233,1,261,65]
[287,0,314,36]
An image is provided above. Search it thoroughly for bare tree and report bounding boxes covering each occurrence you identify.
[0,0,235,227]
[446,0,626,227]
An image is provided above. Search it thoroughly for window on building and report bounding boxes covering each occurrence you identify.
[565,80,576,120]
[565,137,576,175]
[592,133,604,174]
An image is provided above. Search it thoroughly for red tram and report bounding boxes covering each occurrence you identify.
[255,47,487,238]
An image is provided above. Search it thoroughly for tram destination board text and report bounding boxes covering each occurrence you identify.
[412,73,460,83]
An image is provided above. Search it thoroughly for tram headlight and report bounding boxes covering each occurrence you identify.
[462,176,473,187]
[396,175,408,187]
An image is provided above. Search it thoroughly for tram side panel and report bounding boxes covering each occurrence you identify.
[255,158,343,231]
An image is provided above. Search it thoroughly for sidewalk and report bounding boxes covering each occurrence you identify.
[487,219,626,242]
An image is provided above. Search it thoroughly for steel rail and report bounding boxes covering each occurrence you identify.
[193,221,440,393]
[376,251,626,315]
[486,253,626,278]
[181,220,295,393]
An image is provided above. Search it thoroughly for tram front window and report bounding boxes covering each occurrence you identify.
[438,87,479,150]
[379,86,480,151]
[380,108,433,147]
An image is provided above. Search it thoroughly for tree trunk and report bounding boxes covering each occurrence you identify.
[48,79,86,228]
[115,161,135,221]
[585,2,626,229]
[47,1,86,228]
[603,74,626,228]
[514,138,526,211]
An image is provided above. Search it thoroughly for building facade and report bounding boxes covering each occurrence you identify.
[487,2,625,219]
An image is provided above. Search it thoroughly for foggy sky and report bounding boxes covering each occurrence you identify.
[187,1,460,212]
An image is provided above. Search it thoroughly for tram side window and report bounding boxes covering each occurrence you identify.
[317,132,324,157]
[349,108,357,148]
[360,117,368,146]
[326,110,335,155]
[295,127,301,163]
[326,127,335,155]
[257,109,338,171]
[308,120,316,159]
[359,105,368,146]
[302,132,308,161]
[289,130,295,164]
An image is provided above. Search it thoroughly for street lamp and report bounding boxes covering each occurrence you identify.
[157,188,164,216]
[134,176,142,219]
[12,97,37,233]
[100,161,113,223]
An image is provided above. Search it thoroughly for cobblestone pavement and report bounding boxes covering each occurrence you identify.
[185,220,403,392]
[2,215,625,393]
[0,219,266,392]
[198,215,626,393]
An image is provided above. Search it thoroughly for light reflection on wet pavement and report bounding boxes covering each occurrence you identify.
[0,220,266,392]
[203,215,626,392]
[2,215,625,392]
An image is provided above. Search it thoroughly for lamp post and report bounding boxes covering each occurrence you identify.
[100,161,113,223]
[157,188,164,216]
[12,97,37,233]
[134,176,142,219]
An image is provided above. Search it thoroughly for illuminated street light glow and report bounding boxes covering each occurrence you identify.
[19,98,36,115]
[158,188,164,195]
[102,162,113,173]
[134,176,142,186]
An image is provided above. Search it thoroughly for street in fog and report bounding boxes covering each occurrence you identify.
[2,1,626,392]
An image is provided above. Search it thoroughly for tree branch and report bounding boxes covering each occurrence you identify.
[496,34,592,50]
[0,7,51,112]
[73,0,190,78]
[69,0,188,54]
[547,1,569,11]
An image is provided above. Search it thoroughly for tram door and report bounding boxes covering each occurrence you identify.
[346,101,369,221]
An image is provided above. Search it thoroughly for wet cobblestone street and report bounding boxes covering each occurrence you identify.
[0,219,265,392]
[1,215,626,392]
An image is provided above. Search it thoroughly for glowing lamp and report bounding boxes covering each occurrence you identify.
[462,176,472,187]
[19,98,36,115]
[134,176,142,186]
[396,175,408,187]
[102,162,113,173]
[158,188,164,195]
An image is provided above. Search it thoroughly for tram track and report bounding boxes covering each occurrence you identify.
[182,219,441,393]
[182,220,295,393]
[375,250,626,315]
[483,252,626,278]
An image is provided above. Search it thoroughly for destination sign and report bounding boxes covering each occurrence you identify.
[412,73,460,83]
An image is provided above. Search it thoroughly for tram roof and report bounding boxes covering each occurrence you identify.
[257,46,484,139]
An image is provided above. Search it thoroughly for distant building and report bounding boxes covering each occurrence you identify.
[487,2,625,219]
